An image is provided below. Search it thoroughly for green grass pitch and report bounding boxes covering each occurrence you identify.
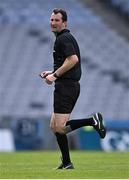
[0,151,129,179]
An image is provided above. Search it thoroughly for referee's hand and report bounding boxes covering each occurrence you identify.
[39,71,53,79]
[45,73,57,85]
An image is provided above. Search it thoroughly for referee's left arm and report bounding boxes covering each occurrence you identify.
[45,54,78,84]
[54,54,78,77]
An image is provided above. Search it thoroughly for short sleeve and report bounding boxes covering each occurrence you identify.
[60,37,76,58]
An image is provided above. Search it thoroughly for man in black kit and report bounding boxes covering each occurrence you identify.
[40,8,106,169]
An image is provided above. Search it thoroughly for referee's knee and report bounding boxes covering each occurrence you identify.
[51,125,65,134]
[56,125,66,134]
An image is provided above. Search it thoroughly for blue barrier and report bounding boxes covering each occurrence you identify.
[78,120,129,151]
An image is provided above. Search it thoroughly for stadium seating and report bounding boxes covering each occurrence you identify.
[0,0,129,120]
[106,0,129,19]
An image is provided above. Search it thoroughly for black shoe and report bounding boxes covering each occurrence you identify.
[56,158,74,170]
[63,163,74,169]
[93,112,106,139]
[56,162,64,169]
[56,162,74,170]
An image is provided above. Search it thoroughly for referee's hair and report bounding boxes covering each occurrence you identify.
[53,8,67,22]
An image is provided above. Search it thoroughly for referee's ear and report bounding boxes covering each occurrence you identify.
[63,21,67,28]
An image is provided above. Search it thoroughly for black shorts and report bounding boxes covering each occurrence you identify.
[54,80,80,113]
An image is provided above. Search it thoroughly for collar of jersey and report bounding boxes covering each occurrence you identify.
[56,29,70,36]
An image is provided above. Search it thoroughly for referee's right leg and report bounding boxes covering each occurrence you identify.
[50,113,70,134]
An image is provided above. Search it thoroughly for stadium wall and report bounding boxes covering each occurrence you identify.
[0,117,129,152]
[78,120,129,151]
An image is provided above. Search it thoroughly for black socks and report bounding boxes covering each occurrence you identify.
[65,116,95,133]
[55,116,95,165]
[55,132,71,165]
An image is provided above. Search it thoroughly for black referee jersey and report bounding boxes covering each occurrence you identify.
[53,29,82,81]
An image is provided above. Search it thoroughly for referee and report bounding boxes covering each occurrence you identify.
[40,8,106,169]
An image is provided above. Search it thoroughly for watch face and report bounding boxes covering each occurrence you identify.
[54,73,59,78]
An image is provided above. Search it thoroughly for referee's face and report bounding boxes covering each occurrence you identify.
[50,12,67,33]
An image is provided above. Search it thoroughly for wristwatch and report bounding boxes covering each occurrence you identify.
[53,72,59,78]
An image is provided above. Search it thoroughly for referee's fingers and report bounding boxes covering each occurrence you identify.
[39,73,46,78]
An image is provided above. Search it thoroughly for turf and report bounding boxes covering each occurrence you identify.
[0,151,129,179]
